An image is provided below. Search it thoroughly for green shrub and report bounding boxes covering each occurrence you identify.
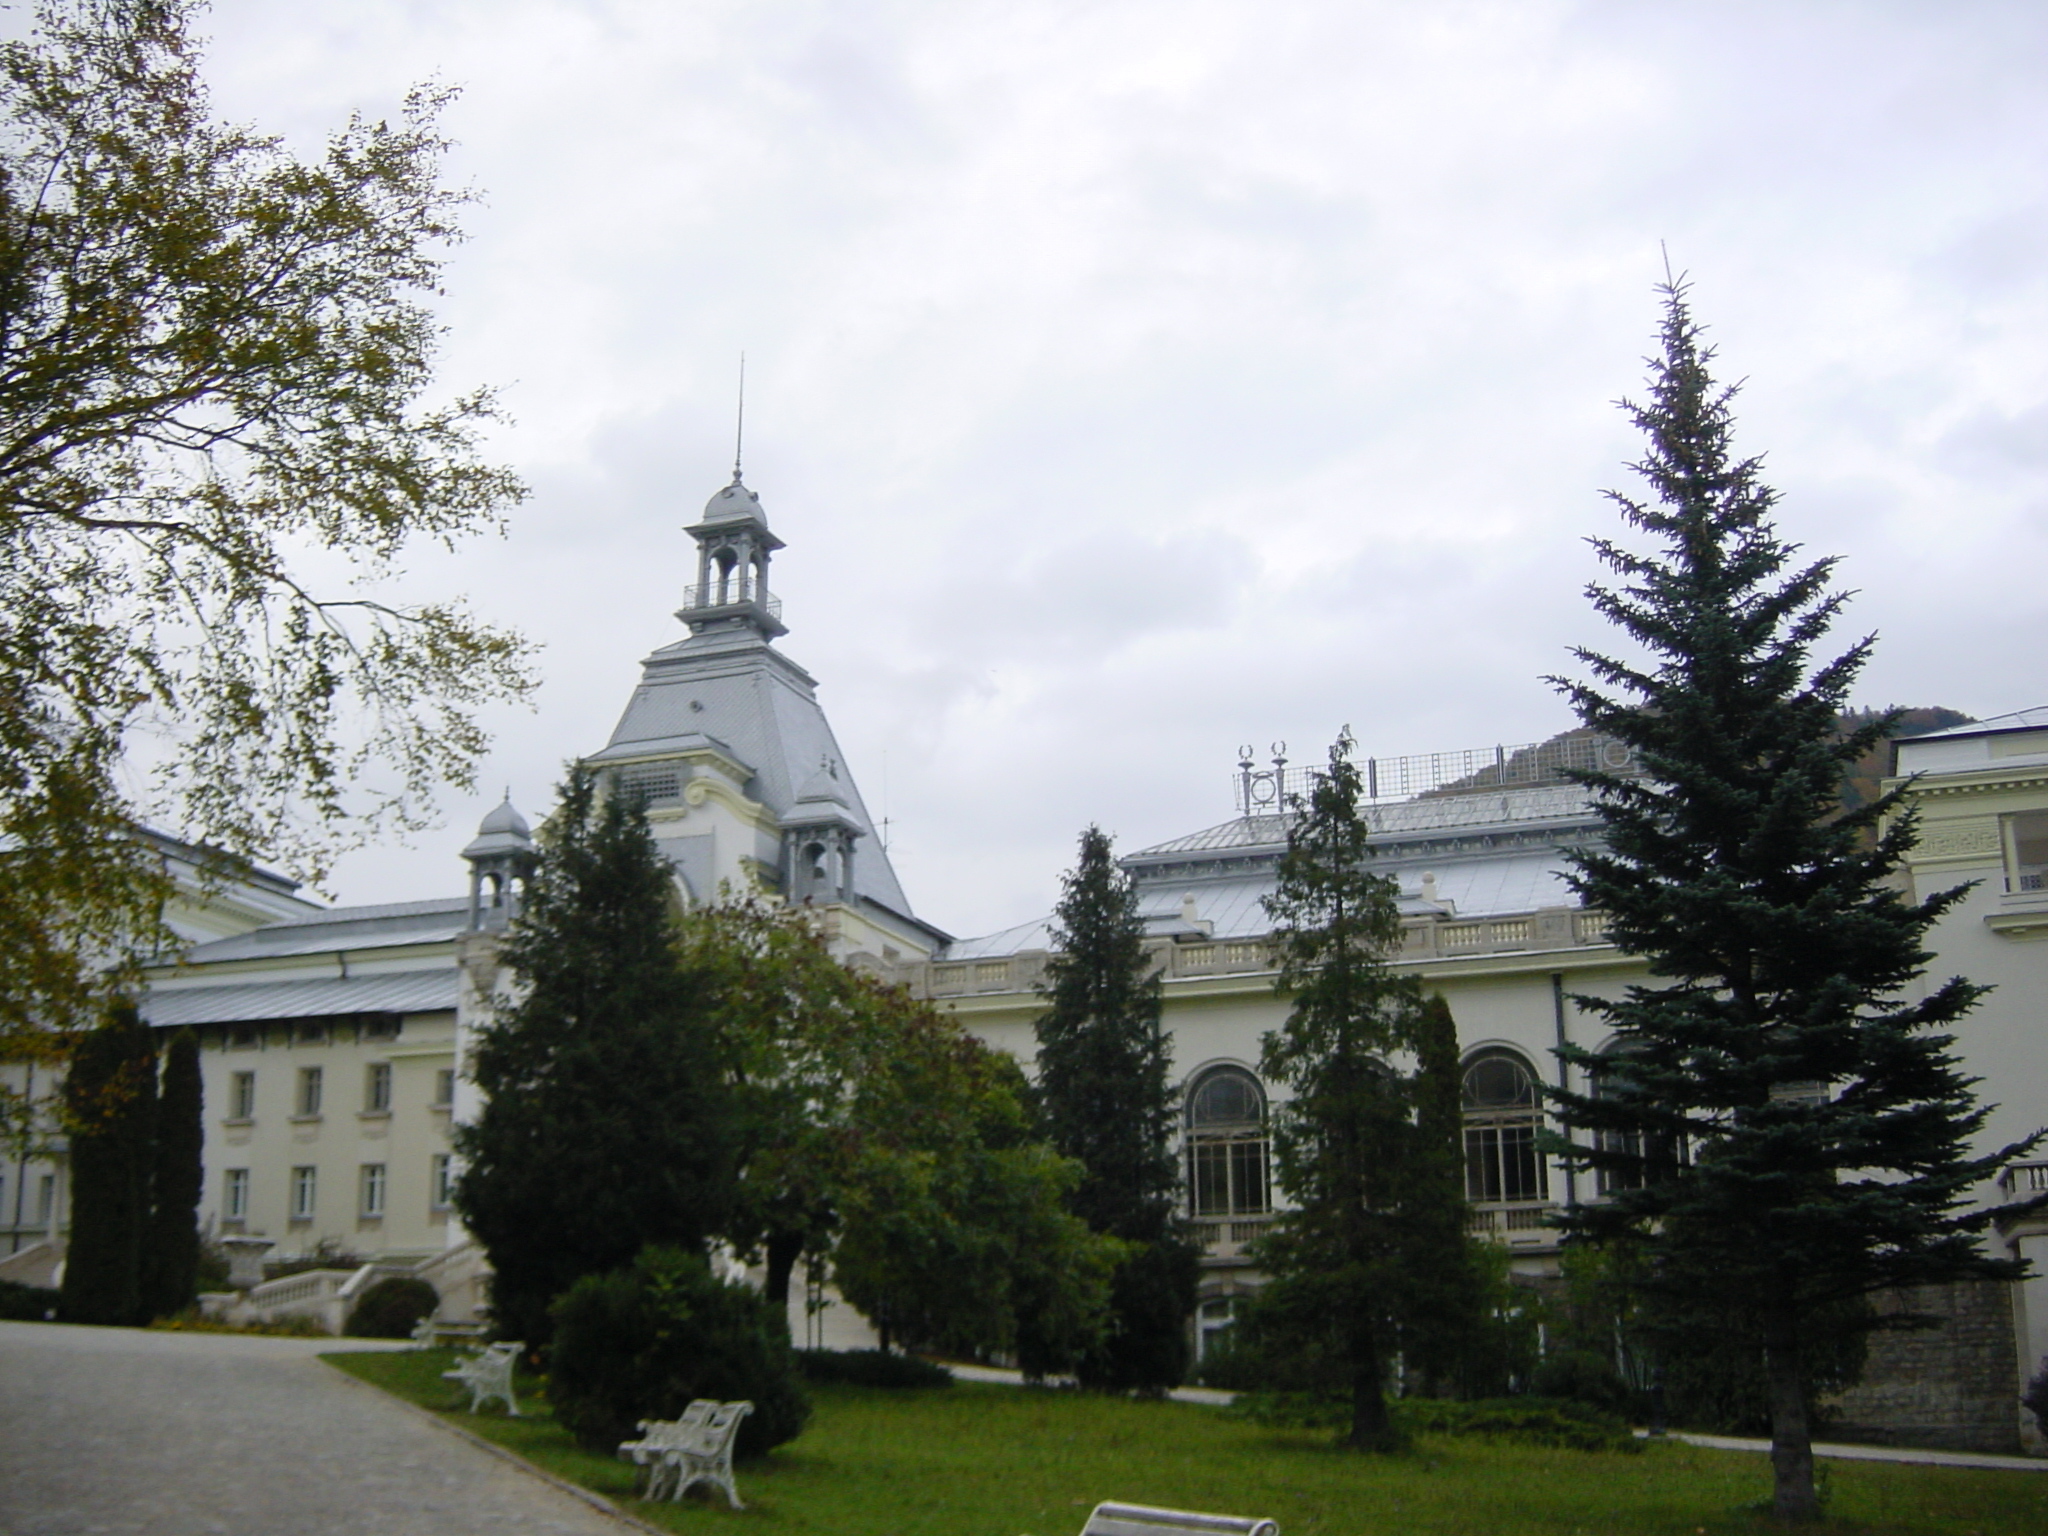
[2023,1359,2048,1438]
[796,1348,952,1389]
[1228,1392,1640,1453]
[548,1246,809,1459]
[0,1279,58,1320]
[345,1276,441,1338]
[1529,1348,1631,1415]
[1396,1397,1641,1454]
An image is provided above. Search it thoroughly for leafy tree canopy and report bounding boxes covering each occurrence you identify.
[0,0,532,1086]
[1548,277,2044,1521]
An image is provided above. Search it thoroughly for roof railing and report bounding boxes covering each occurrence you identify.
[1233,734,1637,815]
[682,584,783,621]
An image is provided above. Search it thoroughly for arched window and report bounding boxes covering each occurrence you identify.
[1185,1066,1270,1218]
[1462,1050,1548,1204]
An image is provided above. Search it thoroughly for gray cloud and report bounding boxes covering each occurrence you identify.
[200,0,2048,938]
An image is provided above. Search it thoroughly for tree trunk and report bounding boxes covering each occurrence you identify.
[1764,1322,1821,1522]
[763,1229,803,1312]
[1346,1316,1394,1450]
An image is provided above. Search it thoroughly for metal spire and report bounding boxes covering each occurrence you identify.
[733,352,746,483]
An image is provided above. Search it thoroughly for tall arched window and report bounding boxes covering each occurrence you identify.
[1186,1066,1270,1218]
[1462,1050,1549,1204]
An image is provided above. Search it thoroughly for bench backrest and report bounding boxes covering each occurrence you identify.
[694,1400,752,1455]
[1081,1503,1278,1536]
[633,1401,717,1448]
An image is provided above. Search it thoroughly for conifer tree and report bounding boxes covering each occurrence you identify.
[57,1003,156,1326]
[1254,733,1468,1449]
[140,1027,204,1321]
[457,767,735,1345]
[1034,826,1199,1391]
[1549,279,2043,1521]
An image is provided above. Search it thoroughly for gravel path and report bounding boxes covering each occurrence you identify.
[0,1320,637,1536]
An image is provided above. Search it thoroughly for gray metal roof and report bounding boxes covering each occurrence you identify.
[143,970,458,1026]
[597,615,914,916]
[172,896,469,963]
[1905,706,2048,741]
[944,782,1599,961]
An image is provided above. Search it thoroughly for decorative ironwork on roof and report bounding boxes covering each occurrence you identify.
[1232,732,1637,815]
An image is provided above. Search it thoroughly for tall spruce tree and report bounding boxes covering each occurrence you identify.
[139,1027,204,1321]
[457,766,735,1345]
[57,1003,156,1326]
[1549,280,2044,1520]
[1254,732,1469,1449]
[1035,826,1198,1391]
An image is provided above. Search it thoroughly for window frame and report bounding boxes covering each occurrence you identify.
[430,1152,454,1212]
[296,1065,323,1118]
[1461,1049,1550,1205]
[2004,810,2048,894]
[1184,1065,1272,1219]
[364,1062,392,1114]
[224,1167,250,1222]
[229,1070,256,1120]
[359,1162,387,1220]
[289,1165,317,1221]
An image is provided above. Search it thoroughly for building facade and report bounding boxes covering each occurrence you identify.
[892,716,2048,1451]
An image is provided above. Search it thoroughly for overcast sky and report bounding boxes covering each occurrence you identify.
[201,0,2048,941]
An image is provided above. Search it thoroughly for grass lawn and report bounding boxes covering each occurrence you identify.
[323,1348,2045,1536]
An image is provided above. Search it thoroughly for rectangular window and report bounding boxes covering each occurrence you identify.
[224,1168,249,1222]
[294,1021,329,1046]
[230,1070,256,1120]
[431,1152,454,1211]
[365,1016,401,1042]
[296,1066,323,1117]
[1189,1137,1270,1217]
[2007,811,2048,893]
[227,1023,261,1050]
[359,1163,386,1219]
[365,1062,392,1113]
[433,1067,456,1108]
[1465,1124,1549,1203]
[290,1165,317,1220]
[37,1174,54,1224]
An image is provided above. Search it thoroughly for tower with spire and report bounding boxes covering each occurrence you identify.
[584,467,946,962]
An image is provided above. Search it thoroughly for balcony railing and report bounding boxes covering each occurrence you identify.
[1466,1201,1559,1248]
[2000,1162,2048,1198]
[682,584,782,620]
[1194,1216,1274,1263]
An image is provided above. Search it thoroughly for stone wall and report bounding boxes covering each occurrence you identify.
[1827,1282,2022,1454]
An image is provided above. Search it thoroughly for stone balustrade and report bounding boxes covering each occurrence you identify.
[907,906,1614,1001]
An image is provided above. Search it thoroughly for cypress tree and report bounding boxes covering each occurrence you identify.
[140,1027,204,1320]
[456,766,735,1346]
[1255,732,1467,1449]
[1034,825,1199,1391]
[58,1003,157,1326]
[1395,993,1486,1396]
[1549,279,2044,1520]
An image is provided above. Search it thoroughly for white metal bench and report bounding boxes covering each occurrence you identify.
[618,1400,716,1500]
[1080,1503,1278,1536]
[618,1399,753,1508]
[441,1340,523,1416]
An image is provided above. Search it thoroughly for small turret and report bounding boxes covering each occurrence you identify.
[678,474,788,641]
[462,795,536,930]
